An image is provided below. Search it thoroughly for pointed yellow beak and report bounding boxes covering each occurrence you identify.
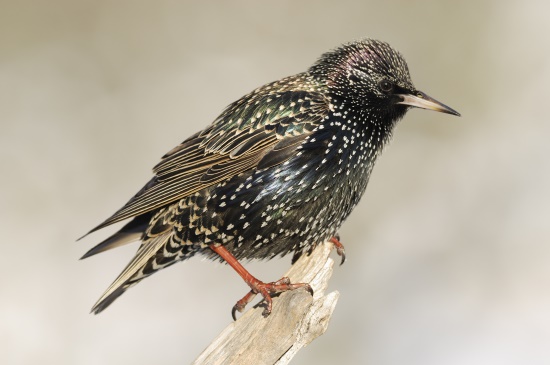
[397,91,460,116]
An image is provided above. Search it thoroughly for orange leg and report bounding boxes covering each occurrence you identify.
[209,244,313,320]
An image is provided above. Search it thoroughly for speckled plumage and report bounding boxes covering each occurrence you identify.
[82,39,459,315]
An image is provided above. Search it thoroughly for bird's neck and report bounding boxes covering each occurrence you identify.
[326,96,395,155]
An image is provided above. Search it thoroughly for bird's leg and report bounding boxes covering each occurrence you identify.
[329,235,346,265]
[209,244,313,320]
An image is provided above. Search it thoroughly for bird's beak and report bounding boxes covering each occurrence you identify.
[397,91,460,116]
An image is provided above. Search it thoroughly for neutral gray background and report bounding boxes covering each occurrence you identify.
[2,1,549,364]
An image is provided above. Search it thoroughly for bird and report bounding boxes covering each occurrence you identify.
[81,39,460,319]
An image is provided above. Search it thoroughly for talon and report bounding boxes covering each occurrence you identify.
[329,236,346,265]
[231,305,240,321]
[231,278,312,319]
[261,299,272,318]
[210,244,314,319]
[232,290,255,321]
[274,277,291,286]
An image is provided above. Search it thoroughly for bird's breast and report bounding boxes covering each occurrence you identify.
[199,111,385,260]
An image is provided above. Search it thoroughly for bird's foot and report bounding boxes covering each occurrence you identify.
[208,243,313,320]
[232,276,313,320]
[329,235,346,265]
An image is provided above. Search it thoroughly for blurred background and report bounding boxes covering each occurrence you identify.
[2,1,549,364]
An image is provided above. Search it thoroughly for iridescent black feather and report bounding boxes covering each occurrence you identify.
[82,39,459,314]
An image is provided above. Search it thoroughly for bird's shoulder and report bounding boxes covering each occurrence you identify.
[206,73,329,142]
[90,73,332,232]
[154,73,330,175]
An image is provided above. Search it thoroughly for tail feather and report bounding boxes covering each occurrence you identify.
[80,214,152,259]
[91,233,170,314]
[91,285,132,314]
[81,231,141,260]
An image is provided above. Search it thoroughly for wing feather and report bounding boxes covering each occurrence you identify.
[90,232,170,313]
[87,75,329,234]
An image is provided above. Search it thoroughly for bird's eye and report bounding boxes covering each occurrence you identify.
[378,80,393,93]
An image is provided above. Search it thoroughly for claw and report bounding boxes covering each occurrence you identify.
[232,290,256,321]
[209,243,314,320]
[232,277,313,320]
[329,236,346,265]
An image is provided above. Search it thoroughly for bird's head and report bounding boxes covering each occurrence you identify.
[309,39,460,125]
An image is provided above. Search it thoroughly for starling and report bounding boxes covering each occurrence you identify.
[82,39,459,318]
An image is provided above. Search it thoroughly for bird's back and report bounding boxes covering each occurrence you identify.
[82,39,460,315]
